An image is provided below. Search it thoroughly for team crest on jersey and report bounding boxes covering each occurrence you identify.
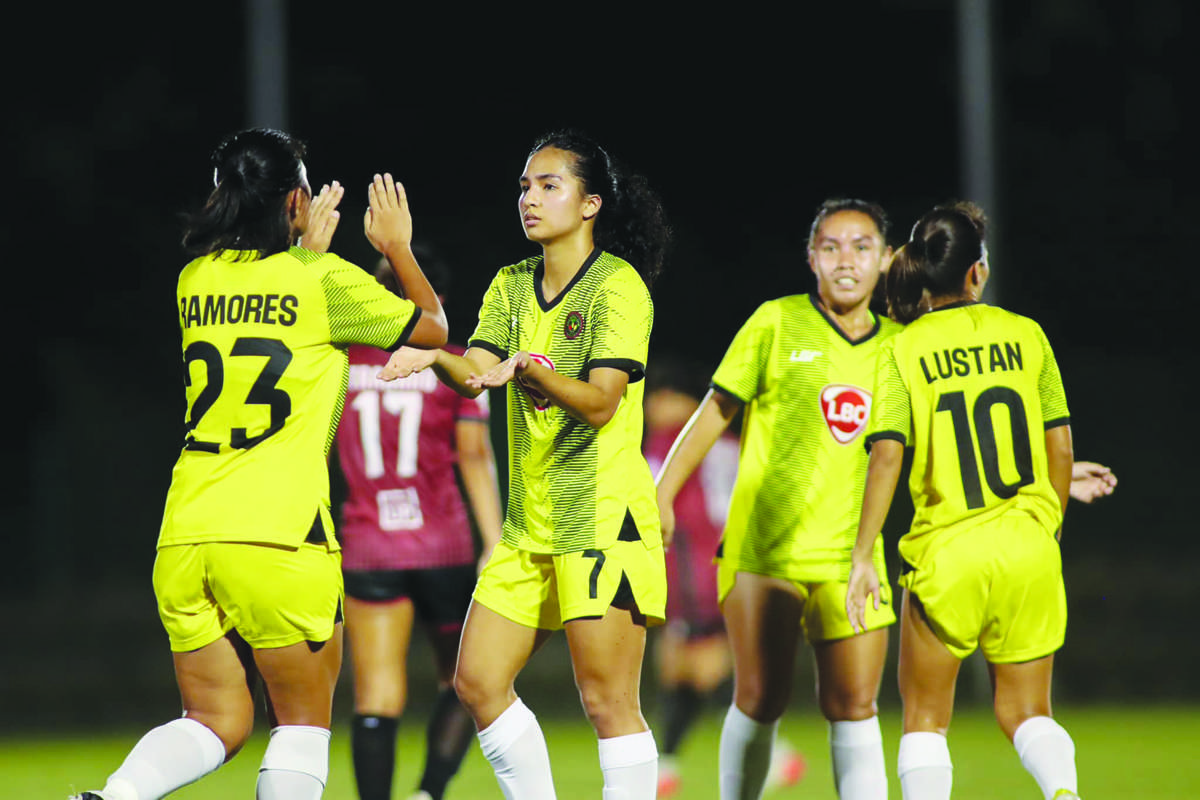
[820,384,871,444]
[518,352,555,411]
[564,310,585,340]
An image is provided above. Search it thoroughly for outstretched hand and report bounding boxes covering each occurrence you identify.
[845,559,882,634]
[300,181,344,253]
[379,346,438,381]
[363,173,414,255]
[1069,461,1117,503]
[465,351,533,390]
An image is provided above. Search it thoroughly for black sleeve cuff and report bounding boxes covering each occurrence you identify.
[467,339,508,360]
[387,307,422,350]
[588,358,646,382]
[1044,416,1071,430]
[709,381,749,405]
[864,430,907,453]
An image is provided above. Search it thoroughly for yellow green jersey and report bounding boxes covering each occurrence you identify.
[712,294,902,582]
[159,247,419,549]
[468,249,658,555]
[866,301,1070,569]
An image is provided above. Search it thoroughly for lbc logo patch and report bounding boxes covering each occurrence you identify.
[820,384,871,444]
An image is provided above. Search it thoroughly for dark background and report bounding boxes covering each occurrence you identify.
[4,1,1192,728]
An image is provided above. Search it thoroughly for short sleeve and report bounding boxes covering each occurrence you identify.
[586,269,653,380]
[1034,322,1070,428]
[318,253,417,348]
[710,302,777,403]
[467,271,511,360]
[865,336,912,450]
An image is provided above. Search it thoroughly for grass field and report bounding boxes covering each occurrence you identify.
[5,705,1197,799]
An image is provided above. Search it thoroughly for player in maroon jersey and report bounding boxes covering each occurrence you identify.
[335,254,503,800]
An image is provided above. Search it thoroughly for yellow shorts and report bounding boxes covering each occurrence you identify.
[473,539,666,630]
[718,566,896,643]
[153,541,343,652]
[899,510,1066,663]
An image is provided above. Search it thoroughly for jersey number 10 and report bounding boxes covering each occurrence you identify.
[936,387,1034,509]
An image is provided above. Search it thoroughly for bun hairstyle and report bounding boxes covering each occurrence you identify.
[886,202,988,324]
[529,130,671,289]
[183,128,308,259]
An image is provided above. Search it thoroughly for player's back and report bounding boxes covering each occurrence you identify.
[875,303,1069,552]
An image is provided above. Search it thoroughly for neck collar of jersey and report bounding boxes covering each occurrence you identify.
[808,293,881,346]
[534,248,601,311]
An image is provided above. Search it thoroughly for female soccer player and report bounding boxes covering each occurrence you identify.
[70,128,448,800]
[654,199,899,800]
[334,254,502,800]
[846,203,1080,800]
[380,130,671,800]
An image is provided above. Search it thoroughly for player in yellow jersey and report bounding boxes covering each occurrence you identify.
[847,203,1081,800]
[70,129,448,800]
[381,131,671,800]
[655,199,899,800]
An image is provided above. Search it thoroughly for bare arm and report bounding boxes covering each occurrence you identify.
[455,419,504,572]
[1045,424,1074,518]
[363,173,448,348]
[846,438,905,632]
[379,346,501,398]
[467,353,630,429]
[653,389,741,546]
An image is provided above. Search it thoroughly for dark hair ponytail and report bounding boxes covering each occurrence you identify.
[182,128,307,258]
[529,130,671,288]
[886,202,987,324]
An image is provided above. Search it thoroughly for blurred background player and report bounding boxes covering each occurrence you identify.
[848,202,1081,800]
[70,131,448,800]
[643,358,804,798]
[333,248,503,800]
[655,199,898,800]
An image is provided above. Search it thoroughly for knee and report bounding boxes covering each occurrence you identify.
[354,681,407,718]
[732,674,788,722]
[994,700,1051,741]
[453,665,505,720]
[187,710,254,760]
[576,677,641,734]
[819,685,879,722]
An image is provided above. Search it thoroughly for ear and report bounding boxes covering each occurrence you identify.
[582,193,603,222]
[286,186,310,223]
[967,259,989,298]
[880,245,895,273]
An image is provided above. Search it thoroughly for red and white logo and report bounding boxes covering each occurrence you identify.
[518,352,555,411]
[820,384,871,444]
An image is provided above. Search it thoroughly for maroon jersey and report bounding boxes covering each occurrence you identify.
[337,344,488,570]
[645,426,739,632]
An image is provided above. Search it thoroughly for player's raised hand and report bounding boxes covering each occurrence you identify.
[1069,461,1117,503]
[845,558,882,634]
[299,181,344,253]
[466,351,532,390]
[364,173,414,255]
[379,346,438,381]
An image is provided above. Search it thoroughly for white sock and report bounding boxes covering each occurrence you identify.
[897,732,952,800]
[256,725,330,800]
[830,717,888,799]
[98,717,225,800]
[476,699,556,800]
[598,730,658,800]
[1013,716,1078,800]
[719,704,776,800]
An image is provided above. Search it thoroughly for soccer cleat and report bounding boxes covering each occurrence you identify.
[765,739,807,790]
[1051,792,1081,800]
[405,792,434,800]
[68,793,108,800]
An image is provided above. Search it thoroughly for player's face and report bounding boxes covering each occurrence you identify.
[808,210,889,313]
[518,147,600,245]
